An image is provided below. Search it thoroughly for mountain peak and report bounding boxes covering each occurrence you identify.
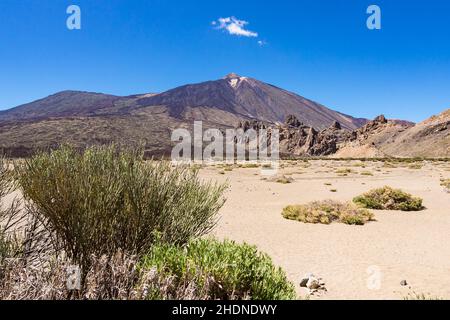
[224,73,242,79]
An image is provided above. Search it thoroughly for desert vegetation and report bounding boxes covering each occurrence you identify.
[275,175,294,184]
[440,179,450,191]
[0,157,21,267]
[141,238,296,300]
[403,291,442,300]
[0,146,296,300]
[335,168,353,176]
[282,200,374,225]
[353,186,424,211]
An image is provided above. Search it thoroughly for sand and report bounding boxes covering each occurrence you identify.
[200,160,450,300]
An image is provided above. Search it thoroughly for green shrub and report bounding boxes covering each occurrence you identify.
[282,200,374,225]
[140,238,297,300]
[15,145,227,273]
[353,186,424,211]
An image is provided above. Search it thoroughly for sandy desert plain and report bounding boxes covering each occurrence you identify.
[195,159,450,300]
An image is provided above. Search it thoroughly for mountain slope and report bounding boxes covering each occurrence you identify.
[379,109,450,157]
[0,91,121,121]
[331,111,449,158]
[136,73,366,130]
[0,73,372,157]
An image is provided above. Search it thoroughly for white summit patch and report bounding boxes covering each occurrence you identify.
[226,73,248,89]
[229,78,239,88]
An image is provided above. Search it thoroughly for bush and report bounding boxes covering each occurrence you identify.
[140,238,297,300]
[15,145,227,274]
[1,251,161,300]
[335,168,353,175]
[266,175,293,184]
[0,157,22,268]
[353,186,424,211]
[282,200,374,225]
[440,179,450,190]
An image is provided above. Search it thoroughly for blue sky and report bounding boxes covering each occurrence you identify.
[0,0,449,122]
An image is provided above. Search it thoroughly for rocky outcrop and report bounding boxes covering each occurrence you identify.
[237,119,267,131]
[277,115,350,156]
[235,114,418,158]
[285,114,303,128]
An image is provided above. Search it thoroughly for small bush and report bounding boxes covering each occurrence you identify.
[360,171,373,176]
[140,238,297,300]
[15,145,227,274]
[239,163,259,169]
[353,186,424,211]
[408,163,423,170]
[335,168,353,175]
[440,179,450,190]
[382,162,397,168]
[351,163,366,168]
[272,175,293,184]
[282,200,374,225]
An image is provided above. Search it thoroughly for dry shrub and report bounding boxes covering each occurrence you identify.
[403,291,442,300]
[440,179,450,191]
[282,200,374,225]
[0,251,209,300]
[266,175,293,184]
[335,168,353,175]
[1,157,24,267]
[353,186,424,211]
[408,163,423,170]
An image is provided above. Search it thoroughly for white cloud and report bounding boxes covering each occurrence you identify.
[213,16,258,38]
[257,40,267,47]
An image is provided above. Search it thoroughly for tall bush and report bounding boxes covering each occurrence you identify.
[15,145,227,273]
